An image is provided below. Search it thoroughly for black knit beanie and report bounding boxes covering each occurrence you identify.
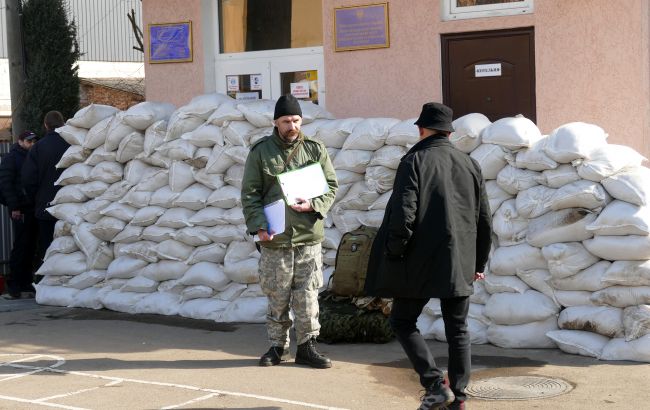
[273,94,302,120]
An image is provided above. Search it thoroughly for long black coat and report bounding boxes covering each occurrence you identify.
[364,134,492,299]
[0,143,31,212]
[21,131,70,220]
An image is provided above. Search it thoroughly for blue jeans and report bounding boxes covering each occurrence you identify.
[390,296,471,402]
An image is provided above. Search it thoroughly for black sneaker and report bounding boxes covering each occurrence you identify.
[295,338,332,369]
[259,346,290,366]
[2,292,21,300]
[441,400,465,410]
[418,380,455,410]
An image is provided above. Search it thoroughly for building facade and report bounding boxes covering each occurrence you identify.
[146,0,649,157]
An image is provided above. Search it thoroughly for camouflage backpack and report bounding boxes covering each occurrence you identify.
[331,225,378,297]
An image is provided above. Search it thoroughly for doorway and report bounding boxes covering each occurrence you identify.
[441,27,536,122]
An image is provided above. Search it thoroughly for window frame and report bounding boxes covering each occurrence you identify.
[441,0,534,21]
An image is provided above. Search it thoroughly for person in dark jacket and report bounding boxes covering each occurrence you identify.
[364,102,492,410]
[0,131,38,298]
[21,111,70,272]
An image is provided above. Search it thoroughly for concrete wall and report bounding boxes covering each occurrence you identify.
[323,0,650,157]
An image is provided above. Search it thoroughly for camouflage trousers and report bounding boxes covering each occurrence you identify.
[258,244,323,348]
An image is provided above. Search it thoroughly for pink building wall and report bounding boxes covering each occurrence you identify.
[323,0,650,158]
[142,0,206,107]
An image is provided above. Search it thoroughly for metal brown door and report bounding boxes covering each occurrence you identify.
[442,27,536,122]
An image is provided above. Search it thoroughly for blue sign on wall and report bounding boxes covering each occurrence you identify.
[335,3,390,52]
[149,21,193,63]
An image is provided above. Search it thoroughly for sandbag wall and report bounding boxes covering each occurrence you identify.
[34,94,650,362]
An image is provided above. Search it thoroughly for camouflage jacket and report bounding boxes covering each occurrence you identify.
[241,128,338,248]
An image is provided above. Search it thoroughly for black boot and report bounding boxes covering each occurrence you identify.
[295,338,332,369]
[259,346,290,366]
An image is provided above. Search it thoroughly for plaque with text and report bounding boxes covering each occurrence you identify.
[335,3,389,52]
[149,21,193,63]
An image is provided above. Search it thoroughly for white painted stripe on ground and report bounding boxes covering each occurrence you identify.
[161,393,221,409]
[0,394,89,410]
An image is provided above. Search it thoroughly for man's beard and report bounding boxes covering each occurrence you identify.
[279,129,300,142]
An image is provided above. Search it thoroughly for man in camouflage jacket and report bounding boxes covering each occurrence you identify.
[241,94,338,368]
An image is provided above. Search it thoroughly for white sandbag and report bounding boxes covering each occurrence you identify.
[105,113,138,151]
[82,116,113,150]
[203,225,246,243]
[449,113,491,153]
[314,118,362,148]
[172,183,212,211]
[321,266,334,291]
[141,225,176,242]
[206,101,245,126]
[100,202,138,221]
[156,208,195,229]
[54,220,73,238]
[90,216,126,241]
[149,186,180,208]
[591,286,650,308]
[336,169,365,184]
[134,292,181,316]
[97,180,132,201]
[45,236,79,259]
[601,166,650,206]
[116,131,144,163]
[112,225,143,243]
[489,243,547,276]
[336,181,380,211]
[369,145,407,169]
[223,146,250,166]
[123,159,158,185]
[550,260,611,292]
[575,144,647,182]
[115,241,160,263]
[297,99,332,124]
[323,228,342,249]
[485,290,559,325]
[526,208,596,247]
[121,276,159,293]
[189,207,227,226]
[487,317,558,349]
[178,93,232,120]
[173,226,212,246]
[558,306,623,338]
[583,235,650,260]
[187,243,228,265]
[207,185,241,209]
[368,191,391,211]
[180,285,215,302]
[37,251,87,276]
[365,166,396,194]
[510,138,558,171]
[599,334,650,362]
[55,163,93,186]
[496,165,540,195]
[180,262,230,290]
[156,139,197,161]
[68,104,119,129]
[332,209,364,235]
[223,241,259,283]
[515,269,558,305]
[188,146,213,168]
[333,183,352,204]
[343,118,399,151]
[79,199,111,223]
[332,149,373,173]
[542,242,600,279]
[143,119,167,156]
[515,185,555,219]
[323,249,337,265]
[586,200,650,236]
[51,185,87,204]
[57,124,88,146]
[56,145,89,168]
[469,143,509,180]
[357,210,385,229]
[470,281,490,305]
[35,284,80,307]
[166,111,205,142]
[85,146,116,166]
[385,118,418,147]
[119,189,152,208]
[603,260,650,287]
[222,120,256,146]
[87,242,114,270]
[418,314,436,339]
[179,298,230,320]
[224,164,245,189]
[46,203,84,225]
[236,100,275,127]
[37,275,72,286]
[155,239,194,261]
[100,290,147,313]
[71,222,102,259]
[429,317,488,345]
[78,181,109,199]
[68,286,107,310]
[492,199,528,245]
[544,122,608,163]
[483,274,529,294]
[326,146,339,161]
[481,116,542,150]
[220,296,267,323]
[140,260,189,281]
[221,207,245,225]
[130,206,165,227]
[554,290,595,307]
[536,164,581,188]
[486,181,513,215]
[158,279,185,294]
[192,168,225,190]
[123,102,175,130]
[545,330,610,358]
[215,282,247,301]
[623,305,650,341]
[548,180,611,211]
[106,256,148,279]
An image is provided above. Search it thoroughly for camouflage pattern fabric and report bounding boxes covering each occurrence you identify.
[317,291,395,344]
[259,244,323,348]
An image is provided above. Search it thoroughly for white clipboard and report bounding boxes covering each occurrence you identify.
[276,162,330,206]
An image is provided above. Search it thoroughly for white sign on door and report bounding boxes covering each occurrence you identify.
[250,74,263,90]
[475,63,502,77]
[227,76,240,92]
[290,82,310,99]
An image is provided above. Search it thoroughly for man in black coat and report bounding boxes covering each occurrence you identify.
[0,131,38,298]
[364,103,492,410]
[21,111,70,272]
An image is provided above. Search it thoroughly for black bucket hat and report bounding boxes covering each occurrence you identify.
[414,102,454,132]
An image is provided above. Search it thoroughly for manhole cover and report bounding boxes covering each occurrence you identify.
[466,376,573,400]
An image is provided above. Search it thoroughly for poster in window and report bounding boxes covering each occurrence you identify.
[334,3,389,52]
[149,21,193,63]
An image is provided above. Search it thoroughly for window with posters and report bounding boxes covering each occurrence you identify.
[441,0,533,21]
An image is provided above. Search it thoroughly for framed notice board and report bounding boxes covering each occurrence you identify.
[149,21,193,63]
[334,3,390,52]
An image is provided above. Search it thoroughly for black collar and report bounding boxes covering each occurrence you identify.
[406,133,450,155]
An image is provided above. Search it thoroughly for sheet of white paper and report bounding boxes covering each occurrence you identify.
[277,163,330,206]
[264,199,285,235]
